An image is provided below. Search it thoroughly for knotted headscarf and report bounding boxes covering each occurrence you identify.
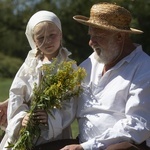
[25,10,62,50]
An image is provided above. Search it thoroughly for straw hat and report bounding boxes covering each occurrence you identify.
[73,3,143,34]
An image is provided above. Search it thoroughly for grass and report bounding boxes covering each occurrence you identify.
[71,119,79,138]
[0,78,79,138]
[0,78,12,101]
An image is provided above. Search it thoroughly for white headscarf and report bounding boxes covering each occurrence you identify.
[23,10,71,76]
[25,10,62,50]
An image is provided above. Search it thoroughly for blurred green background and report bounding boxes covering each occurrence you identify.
[0,0,150,78]
[0,0,150,140]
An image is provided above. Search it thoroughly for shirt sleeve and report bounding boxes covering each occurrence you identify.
[7,62,32,141]
[7,60,77,142]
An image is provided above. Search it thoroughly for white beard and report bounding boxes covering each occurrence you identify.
[93,42,121,64]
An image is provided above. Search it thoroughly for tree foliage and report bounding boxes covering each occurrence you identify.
[0,52,22,78]
[0,0,150,77]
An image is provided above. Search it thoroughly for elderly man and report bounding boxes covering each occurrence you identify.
[61,2,150,150]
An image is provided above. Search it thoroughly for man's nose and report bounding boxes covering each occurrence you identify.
[89,36,97,46]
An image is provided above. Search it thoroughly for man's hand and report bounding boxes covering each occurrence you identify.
[60,144,84,150]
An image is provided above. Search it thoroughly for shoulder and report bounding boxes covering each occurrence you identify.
[79,52,102,71]
[132,45,150,68]
[80,52,95,67]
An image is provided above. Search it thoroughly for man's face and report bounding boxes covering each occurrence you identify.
[88,27,121,64]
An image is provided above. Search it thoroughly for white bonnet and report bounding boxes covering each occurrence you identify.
[25,10,62,50]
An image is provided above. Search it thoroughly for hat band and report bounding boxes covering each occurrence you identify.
[88,15,130,30]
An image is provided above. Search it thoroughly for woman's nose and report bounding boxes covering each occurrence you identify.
[45,36,52,43]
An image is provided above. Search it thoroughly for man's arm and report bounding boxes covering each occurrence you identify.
[60,144,83,150]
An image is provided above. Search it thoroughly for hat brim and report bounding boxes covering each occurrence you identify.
[73,15,143,34]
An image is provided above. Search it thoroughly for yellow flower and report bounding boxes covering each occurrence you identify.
[7,58,86,150]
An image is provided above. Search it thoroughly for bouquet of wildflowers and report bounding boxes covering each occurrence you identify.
[7,59,86,150]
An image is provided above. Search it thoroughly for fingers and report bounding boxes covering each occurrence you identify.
[22,110,48,127]
[60,145,83,150]
[33,110,48,125]
[60,145,74,150]
[22,113,30,127]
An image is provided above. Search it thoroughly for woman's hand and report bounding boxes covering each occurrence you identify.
[22,113,30,127]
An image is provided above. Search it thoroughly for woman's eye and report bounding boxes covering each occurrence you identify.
[38,37,44,41]
[49,34,55,37]
[35,37,44,43]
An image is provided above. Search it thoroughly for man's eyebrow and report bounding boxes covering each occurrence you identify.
[88,32,106,36]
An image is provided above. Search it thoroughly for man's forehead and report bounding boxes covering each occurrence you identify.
[88,27,114,35]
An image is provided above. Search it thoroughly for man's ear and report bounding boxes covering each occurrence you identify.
[116,32,126,43]
[117,32,124,41]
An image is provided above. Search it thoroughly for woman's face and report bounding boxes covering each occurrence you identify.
[33,22,62,59]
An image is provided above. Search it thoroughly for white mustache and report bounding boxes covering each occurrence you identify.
[91,44,101,49]
[92,46,103,56]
